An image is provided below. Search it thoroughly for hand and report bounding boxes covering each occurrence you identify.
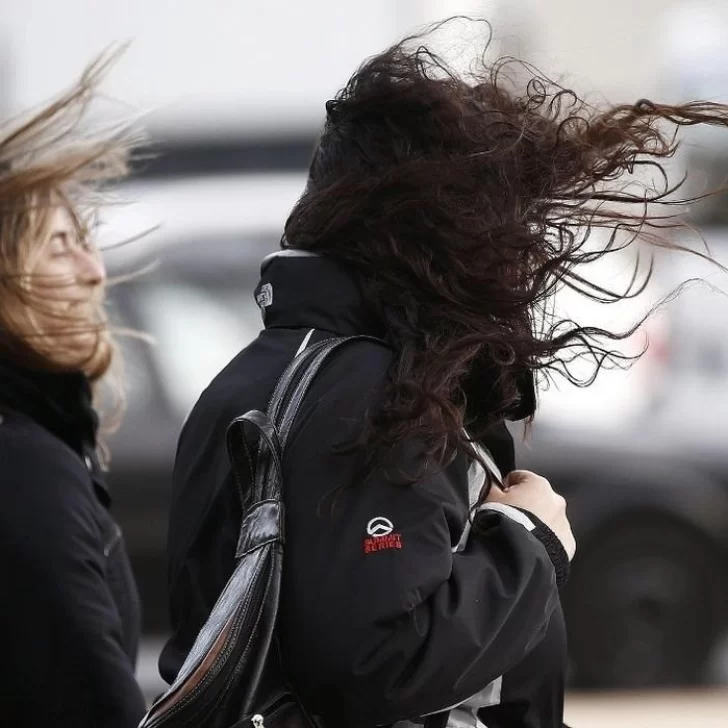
[487,470,576,560]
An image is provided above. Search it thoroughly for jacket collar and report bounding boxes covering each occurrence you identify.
[0,357,99,459]
[255,251,385,337]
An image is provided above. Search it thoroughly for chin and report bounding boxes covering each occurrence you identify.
[49,329,113,380]
[81,332,113,380]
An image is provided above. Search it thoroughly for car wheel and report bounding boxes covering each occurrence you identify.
[563,514,724,688]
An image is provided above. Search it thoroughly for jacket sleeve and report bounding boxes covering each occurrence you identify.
[0,434,146,728]
[277,346,562,726]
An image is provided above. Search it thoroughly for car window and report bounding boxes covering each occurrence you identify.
[134,281,263,420]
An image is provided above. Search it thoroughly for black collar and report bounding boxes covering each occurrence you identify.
[255,252,385,337]
[0,358,99,458]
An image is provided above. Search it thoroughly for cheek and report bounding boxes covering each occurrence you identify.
[31,260,77,301]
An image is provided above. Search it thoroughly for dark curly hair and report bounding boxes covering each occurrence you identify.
[282,20,728,474]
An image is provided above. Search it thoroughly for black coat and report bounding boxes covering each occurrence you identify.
[0,360,146,727]
[161,253,570,728]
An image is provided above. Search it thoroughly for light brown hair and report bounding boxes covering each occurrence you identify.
[0,50,139,381]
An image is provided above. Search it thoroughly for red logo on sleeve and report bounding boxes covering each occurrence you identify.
[363,517,403,554]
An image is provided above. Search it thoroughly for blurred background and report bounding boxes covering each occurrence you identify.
[5,0,728,724]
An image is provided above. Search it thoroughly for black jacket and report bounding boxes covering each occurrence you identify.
[0,360,146,727]
[161,253,570,728]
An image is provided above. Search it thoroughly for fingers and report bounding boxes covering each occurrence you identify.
[503,469,537,488]
[485,483,507,502]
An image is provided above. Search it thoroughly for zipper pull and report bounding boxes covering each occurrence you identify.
[252,715,265,728]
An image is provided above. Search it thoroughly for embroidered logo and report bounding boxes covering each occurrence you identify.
[366,517,394,536]
[256,283,273,308]
[364,516,403,554]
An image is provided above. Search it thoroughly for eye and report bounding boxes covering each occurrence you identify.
[49,231,72,255]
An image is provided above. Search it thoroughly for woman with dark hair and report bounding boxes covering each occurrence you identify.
[161,23,728,728]
[0,57,146,726]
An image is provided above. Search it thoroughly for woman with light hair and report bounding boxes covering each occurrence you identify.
[0,55,146,727]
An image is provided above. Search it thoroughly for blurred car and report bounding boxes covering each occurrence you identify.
[515,233,728,688]
[516,423,728,688]
[100,170,728,689]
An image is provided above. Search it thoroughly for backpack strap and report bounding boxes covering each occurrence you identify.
[226,334,384,553]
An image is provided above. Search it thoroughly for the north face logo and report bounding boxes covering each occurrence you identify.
[364,516,403,554]
[366,517,394,536]
[256,283,273,308]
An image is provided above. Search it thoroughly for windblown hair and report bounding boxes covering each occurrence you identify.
[283,20,728,472]
[0,50,138,382]
[0,50,143,444]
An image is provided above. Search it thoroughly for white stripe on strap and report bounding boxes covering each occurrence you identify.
[295,329,316,357]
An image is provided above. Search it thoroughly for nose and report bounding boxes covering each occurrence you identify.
[77,248,106,287]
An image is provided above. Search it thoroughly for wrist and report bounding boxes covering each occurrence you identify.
[478,503,571,588]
